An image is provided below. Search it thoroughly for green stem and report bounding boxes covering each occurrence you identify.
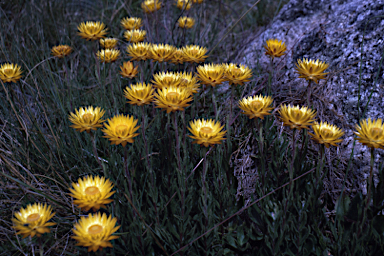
[172,112,182,171]
[365,147,375,211]
[211,86,217,118]
[306,80,312,107]
[141,106,153,183]
[90,131,103,171]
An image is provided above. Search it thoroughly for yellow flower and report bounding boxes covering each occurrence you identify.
[96,49,120,63]
[0,63,22,83]
[192,0,203,3]
[124,83,155,106]
[152,71,182,89]
[121,17,143,30]
[12,203,56,238]
[170,49,185,64]
[154,86,193,113]
[119,61,139,79]
[51,45,73,58]
[176,0,192,10]
[177,71,200,93]
[188,119,226,147]
[69,176,115,212]
[223,63,252,85]
[295,58,329,84]
[239,95,274,120]
[278,104,317,130]
[149,44,176,62]
[182,45,208,63]
[354,118,384,149]
[127,42,151,61]
[102,114,140,147]
[196,63,226,87]
[77,21,108,41]
[72,212,120,252]
[124,29,146,43]
[141,0,162,13]
[309,121,344,148]
[178,17,195,29]
[69,106,105,133]
[263,38,286,59]
[99,38,118,49]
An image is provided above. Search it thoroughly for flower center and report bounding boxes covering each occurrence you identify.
[27,213,40,222]
[4,69,14,76]
[200,127,213,134]
[166,92,179,100]
[371,127,383,138]
[292,109,302,118]
[180,78,189,85]
[116,124,129,136]
[82,113,94,123]
[251,100,263,109]
[85,186,100,196]
[190,49,199,55]
[321,128,332,137]
[133,32,140,37]
[88,224,103,235]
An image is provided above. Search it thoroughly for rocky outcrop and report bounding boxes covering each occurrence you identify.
[236,0,384,201]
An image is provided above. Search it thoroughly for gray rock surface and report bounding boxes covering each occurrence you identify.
[236,0,384,202]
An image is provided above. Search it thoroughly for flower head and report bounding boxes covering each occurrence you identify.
[69,106,105,133]
[121,17,143,30]
[12,203,56,238]
[51,45,73,58]
[72,212,120,252]
[119,61,139,79]
[127,42,151,61]
[170,49,185,64]
[152,71,182,89]
[0,63,23,83]
[196,63,226,87]
[124,83,155,106]
[182,45,208,63]
[223,63,252,85]
[149,44,176,63]
[176,0,192,10]
[124,29,146,43]
[77,21,108,41]
[309,121,344,148]
[263,39,286,59]
[354,118,384,149]
[239,95,274,120]
[188,119,226,147]
[141,0,162,13]
[278,104,316,130]
[69,176,115,211]
[102,114,140,147]
[96,49,120,63]
[99,38,118,49]
[178,17,195,29]
[177,71,200,93]
[295,58,329,84]
[154,86,193,113]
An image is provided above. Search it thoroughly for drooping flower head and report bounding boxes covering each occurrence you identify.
[278,104,317,130]
[99,38,118,49]
[309,121,344,148]
[51,45,73,58]
[0,63,23,83]
[12,203,56,238]
[354,118,384,149]
[152,71,182,89]
[96,49,120,63]
[69,176,115,212]
[175,0,192,10]
[141,0,162,13]
[77,21,108,41]
[188,119,226,147]
[178,17,195,29]
[102,114,140,147]
[182,45,208,63]
[119,61,139,79]
[239,95,274,120]
[263,38,286,59]
[69,106,105,133]
[127,42,151,61]
[170,49,185,64]
[154,86,193,113]
[124,83,155,106]
[295,58,329,84]
[177,71,200,94]
[149,44,176,63]
[121,17,143,30]
[124,29,147,43]
[72,212,120,252]
[223,63,252,85]
[196,63,226,87]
